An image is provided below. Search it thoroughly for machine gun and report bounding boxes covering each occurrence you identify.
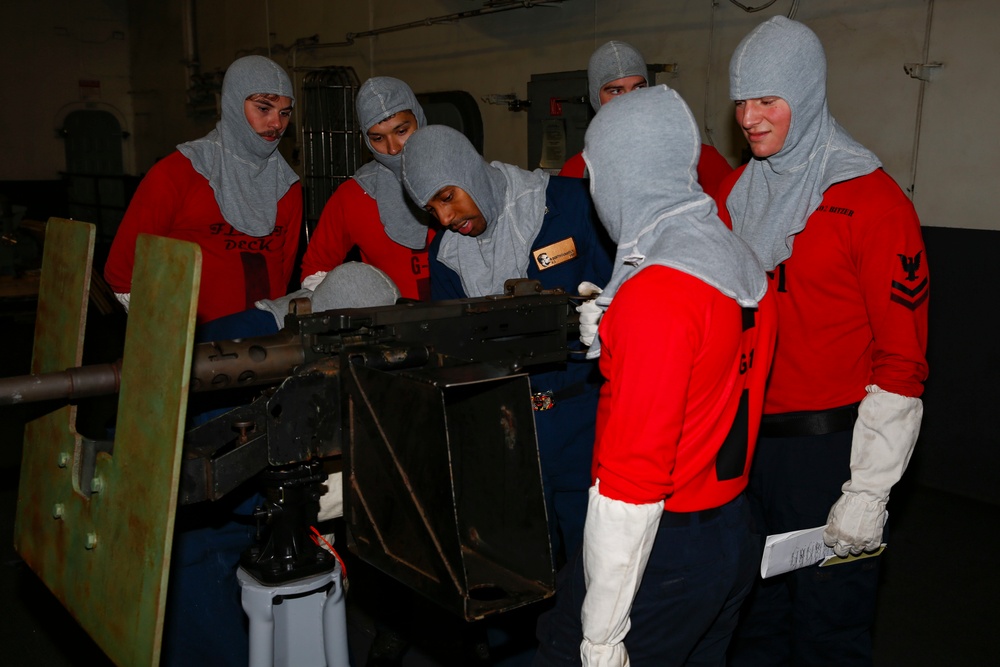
[3,281,577,502]
[191,285,577,618]
[6,220,583,666]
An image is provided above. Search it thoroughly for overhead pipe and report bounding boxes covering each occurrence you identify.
[291,0,570,55]
[906,0,937,199]
[182,0,200,107]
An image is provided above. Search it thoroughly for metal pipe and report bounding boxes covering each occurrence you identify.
[182,0,200,106]
[907,0,936,199]
[291,0,569,55]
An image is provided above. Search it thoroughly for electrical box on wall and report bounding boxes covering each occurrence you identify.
[527,65,665,173]
[526,70,591,172]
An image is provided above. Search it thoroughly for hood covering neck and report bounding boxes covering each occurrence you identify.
[402,125,549,297]
[178,55,299,237]
[727,16,881,271]
[583,85,767,357]
[588,40,648,112]
[352,77,430,250]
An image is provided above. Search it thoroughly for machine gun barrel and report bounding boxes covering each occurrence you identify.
[0,334,301,406]
[0,360,123,406]
[0,328,309,406]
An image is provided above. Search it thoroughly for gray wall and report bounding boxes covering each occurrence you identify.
[4,0,135,177]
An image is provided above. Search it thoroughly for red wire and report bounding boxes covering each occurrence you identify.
[310,526,348,582]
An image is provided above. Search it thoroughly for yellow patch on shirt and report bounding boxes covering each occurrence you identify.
[533,238,577,271]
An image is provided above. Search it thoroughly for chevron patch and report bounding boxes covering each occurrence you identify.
[891,250,928,310]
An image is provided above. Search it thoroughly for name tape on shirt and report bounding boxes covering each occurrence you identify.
[533,238,577,271]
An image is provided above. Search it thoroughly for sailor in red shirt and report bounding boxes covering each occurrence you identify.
[104,55,305,667]
[105,56,302,325]
[534,86,775,667]
[558,40,733,199]
[301,77,435,301]
[717,18,929,666]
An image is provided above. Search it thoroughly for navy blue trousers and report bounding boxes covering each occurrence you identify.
[727,431,881,667]
[534,494,758,667]
[161,494,257,667]
[533,386,599,568]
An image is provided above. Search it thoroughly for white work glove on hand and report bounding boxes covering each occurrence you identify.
[576,281,604,347]
[317,471,344,521]
[301,271,326,291]
[824,385,922,557]
[581,483,662,667]
[114,292,131,313]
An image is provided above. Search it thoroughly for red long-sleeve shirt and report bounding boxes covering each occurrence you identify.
[105,151,302,324]
[594,266,777,511]
[716,168,929,413]
[301,178,435,301]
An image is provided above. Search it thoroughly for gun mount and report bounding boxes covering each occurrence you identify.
[8,220,580,663]
[182,287,575,622]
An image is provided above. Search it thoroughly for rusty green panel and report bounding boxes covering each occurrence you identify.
[15,224,201,667]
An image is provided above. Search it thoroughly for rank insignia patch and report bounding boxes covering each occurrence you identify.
[891,250,928,310]
[533,238,577,271]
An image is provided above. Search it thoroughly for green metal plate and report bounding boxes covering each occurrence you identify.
[14,221,201,667]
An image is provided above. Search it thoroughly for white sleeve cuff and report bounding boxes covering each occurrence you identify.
[301,271,327,291]
[580,483,662,664]
[580,638,629,667]
[114,292,130,313]
[317,471,343,521]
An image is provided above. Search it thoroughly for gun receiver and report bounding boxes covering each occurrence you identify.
[191,286,575,393]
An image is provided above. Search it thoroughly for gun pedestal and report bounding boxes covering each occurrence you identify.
[238,462,350,667]
[238,566,348,667]
[242,462,334,584]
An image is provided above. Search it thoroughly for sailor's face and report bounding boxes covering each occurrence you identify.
[424,186,487,237]
[735,96,791,159]
[367,110,418,156]
[244,94,293,141]
[598,75,647,106]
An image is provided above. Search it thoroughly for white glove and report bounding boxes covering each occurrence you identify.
[114,292,131,313]
[576,281,604,347]
[255,288,312,328]
[824,385,922,557]
[301,271,326,291]
[580,483,662,667]
[317,471,344,521]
